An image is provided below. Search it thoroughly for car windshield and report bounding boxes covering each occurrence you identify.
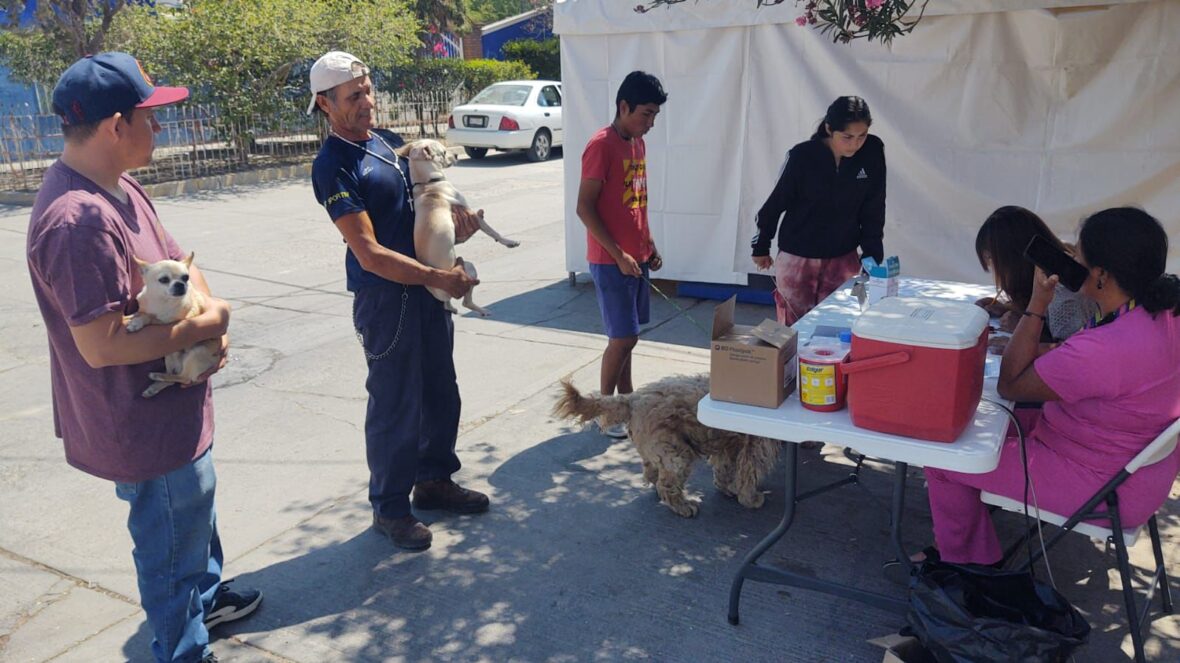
[469,84,532,107]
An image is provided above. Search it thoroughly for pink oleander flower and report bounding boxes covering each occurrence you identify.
[866,0,886,9]
[796,15,808,26]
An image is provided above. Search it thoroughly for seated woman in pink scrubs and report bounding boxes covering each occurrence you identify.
[922,207,1180,566]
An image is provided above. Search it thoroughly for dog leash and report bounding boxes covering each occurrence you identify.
[642,275,714,338]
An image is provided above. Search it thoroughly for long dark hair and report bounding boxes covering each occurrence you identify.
[1079,207,1180,317]
[975,206,1065,311]
[811,96,872,140]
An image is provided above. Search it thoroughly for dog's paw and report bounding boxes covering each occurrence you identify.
[125,316,146,333]
[737,491,766,510]
[667,498,701,518]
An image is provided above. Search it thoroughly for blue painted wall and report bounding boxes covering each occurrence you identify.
[0,1,166,113]
[481,15,552,61]
[0,0,42,111]
[0,68,42,112]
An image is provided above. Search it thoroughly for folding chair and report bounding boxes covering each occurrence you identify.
[981,418,1180,663]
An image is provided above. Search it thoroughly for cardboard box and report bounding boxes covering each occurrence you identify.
[867,634,937,663]
[710,296,798,408]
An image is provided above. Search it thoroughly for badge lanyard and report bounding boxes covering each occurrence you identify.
[329,130,413,212]
[1087,299,1136,329]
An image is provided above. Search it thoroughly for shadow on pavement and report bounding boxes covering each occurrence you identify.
[470,278,765,351]
[158,434,1180,662]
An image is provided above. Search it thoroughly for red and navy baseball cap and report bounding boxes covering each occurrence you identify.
[51,52,189,125]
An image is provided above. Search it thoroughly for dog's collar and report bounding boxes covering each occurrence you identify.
[412,175,446,188]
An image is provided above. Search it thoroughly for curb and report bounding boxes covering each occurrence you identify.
[0,191,36,207]
[1,145,465,208]
[140,163,314,199]
[0,163,315,208]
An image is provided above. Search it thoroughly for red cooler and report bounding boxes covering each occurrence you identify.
[844,297,990,442]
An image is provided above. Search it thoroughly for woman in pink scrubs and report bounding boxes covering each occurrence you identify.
[922,207,1180,565]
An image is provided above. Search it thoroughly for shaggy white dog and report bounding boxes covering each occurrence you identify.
[553,374,779,517]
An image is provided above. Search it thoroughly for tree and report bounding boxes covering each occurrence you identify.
[502,37,558,81]
[467,0,546,26]
[0,0,133,84]
[411,0,467,56]
[110,0,421,163]
[411,0,466,31]
[635,0,929,45]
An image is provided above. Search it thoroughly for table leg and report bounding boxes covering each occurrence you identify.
[727,444,909,624]
[891,461,913,572]
[728,443,798,624]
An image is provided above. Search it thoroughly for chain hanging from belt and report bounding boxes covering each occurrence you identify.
[332,128,414,360]
[353,286,409,361]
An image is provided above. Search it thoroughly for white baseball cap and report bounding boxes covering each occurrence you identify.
[306,51,369,115]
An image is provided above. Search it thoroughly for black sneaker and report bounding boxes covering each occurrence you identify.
[204,579,262,629]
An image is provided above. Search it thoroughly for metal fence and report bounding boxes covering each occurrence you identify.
[0,88,466,193]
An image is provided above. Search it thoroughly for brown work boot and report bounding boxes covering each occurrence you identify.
[372,514,432,551]
[412,479,490,514]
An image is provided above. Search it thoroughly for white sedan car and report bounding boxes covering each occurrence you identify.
[447,80,562,162]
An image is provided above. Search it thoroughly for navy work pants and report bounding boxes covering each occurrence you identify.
[352,283,462,519]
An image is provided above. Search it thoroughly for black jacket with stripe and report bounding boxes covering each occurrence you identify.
[751,134,886,263]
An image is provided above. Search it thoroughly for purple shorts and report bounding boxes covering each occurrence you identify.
[589,262,650,339]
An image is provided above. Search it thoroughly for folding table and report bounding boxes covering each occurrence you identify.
[696,278,1013,622]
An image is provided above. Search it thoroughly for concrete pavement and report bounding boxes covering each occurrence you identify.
[1,148,1178,662]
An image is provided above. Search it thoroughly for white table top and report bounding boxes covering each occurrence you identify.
[697,277,1011,474]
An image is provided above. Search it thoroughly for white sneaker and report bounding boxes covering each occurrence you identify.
[601,422,629,439]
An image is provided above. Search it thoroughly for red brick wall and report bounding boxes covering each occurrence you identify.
[461,28,483,60]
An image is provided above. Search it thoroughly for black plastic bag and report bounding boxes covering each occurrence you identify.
[906,560,1090,663]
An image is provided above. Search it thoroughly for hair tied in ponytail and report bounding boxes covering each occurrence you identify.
[1143,273,1180,317]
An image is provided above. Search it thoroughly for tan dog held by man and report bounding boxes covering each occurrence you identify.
[554,374,779,517]
[397,138,519,316]
[125,254,221,398]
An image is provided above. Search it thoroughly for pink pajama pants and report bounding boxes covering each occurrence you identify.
[924,410,1180,565]
[772,251,861,326]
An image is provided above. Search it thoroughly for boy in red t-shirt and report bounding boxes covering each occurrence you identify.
[576,71,668,438]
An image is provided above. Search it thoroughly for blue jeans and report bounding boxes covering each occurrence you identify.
[353,283,462,519]
[115,449,222,662]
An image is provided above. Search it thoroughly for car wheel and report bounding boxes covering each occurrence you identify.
[526,129,551,162]
[464,147,488,159]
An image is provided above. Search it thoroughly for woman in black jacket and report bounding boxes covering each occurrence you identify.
[752,96,886,325]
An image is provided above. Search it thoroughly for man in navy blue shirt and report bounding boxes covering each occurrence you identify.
[309,51,489,551]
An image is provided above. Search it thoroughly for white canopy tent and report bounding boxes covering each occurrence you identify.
[554,0,1180,286]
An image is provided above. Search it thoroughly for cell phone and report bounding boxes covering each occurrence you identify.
[1022,235,1089,292]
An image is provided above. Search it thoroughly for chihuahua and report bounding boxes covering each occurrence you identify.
[125,254,222,398]
[397,138,519,316]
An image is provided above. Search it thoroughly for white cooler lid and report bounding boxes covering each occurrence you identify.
[852,297,989,350]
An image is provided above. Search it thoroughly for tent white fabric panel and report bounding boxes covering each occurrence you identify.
[553,0,1152,35]
[557,0,1180,285]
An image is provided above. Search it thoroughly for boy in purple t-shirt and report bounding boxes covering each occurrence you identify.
[576,71,668,439]
[25,53,259,663]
